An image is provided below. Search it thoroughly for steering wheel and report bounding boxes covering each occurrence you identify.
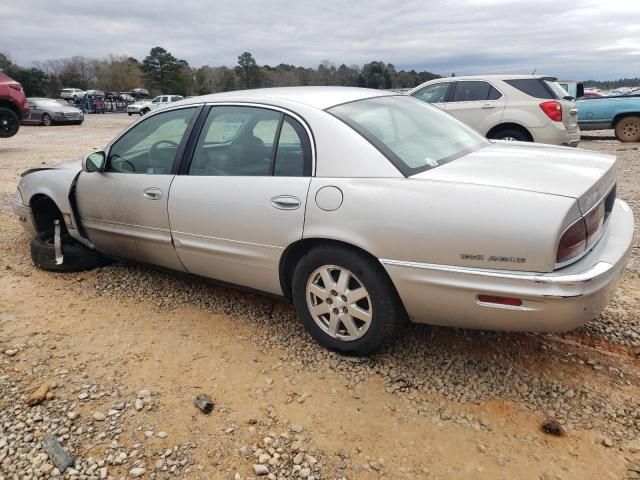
[149,139,179,163]
[110,154,136,172]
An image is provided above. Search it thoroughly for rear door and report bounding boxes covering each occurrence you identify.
[442,81,506,135]
[168,104,313,294]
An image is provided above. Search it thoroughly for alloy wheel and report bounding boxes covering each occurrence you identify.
[305,265,372,341]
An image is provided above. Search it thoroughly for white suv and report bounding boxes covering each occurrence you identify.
[60,88,86,101]
[408,75,580,147]
[126,95,184,116]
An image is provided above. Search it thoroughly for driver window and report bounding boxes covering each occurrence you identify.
[106,107,195,174]
[188,106,281,176]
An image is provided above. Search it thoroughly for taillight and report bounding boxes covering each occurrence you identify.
[584,202,605,243]
[557,218,586,264]
[539,101,562,122]
[9,84,22,91]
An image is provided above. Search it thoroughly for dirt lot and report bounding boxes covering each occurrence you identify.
[1,115,639,480]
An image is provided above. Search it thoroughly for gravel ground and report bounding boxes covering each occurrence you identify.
[1,117,639,479]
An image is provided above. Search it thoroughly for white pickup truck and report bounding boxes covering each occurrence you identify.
[126,94,184,116]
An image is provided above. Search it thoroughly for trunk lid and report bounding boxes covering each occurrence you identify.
[413,142,616,213]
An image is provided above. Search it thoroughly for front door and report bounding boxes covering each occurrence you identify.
[168,105,313,294]
[75,106,198,270]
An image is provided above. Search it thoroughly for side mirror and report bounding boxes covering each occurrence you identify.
[82,151,106,173]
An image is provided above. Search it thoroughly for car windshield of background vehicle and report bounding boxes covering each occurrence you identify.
[329,96,489,175]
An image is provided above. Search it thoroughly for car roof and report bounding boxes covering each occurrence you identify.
[426,74,556,82]
[178,86,395,110]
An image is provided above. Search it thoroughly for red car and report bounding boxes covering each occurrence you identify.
[0,72,30,138]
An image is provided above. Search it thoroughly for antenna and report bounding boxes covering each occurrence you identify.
[532,68,537,75]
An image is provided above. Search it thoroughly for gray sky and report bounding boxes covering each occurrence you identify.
[2,0,639,80]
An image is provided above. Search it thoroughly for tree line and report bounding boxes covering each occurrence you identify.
[583,78,640,90]
[0,47,441,98]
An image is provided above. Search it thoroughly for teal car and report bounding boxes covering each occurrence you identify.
[577,95,640,142]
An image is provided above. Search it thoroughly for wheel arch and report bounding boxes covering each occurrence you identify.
[612,112,640,128]
[0,99,20,117]
[486,122,533,141]
[279,237,389,301]
[29,194,65,235]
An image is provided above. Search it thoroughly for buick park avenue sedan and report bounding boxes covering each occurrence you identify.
[14,87,634,354]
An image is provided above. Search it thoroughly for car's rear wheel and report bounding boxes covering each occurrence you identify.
[292,245,404,355]
[30,232,110,273]
[42,114,52,127]
[140,108,149,116]
[488,128,529,142]
[0,107,20,138]
[128,113,132,116]
[615,116,640,142]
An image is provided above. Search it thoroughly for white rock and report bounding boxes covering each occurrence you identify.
[157,431,168,438]
[253,464,269,475]
[137,390,151,399]
[129,467,146,477]
[93,412,106,421]
[135,399,144,411]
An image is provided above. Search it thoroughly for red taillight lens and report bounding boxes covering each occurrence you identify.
[557,219,587,264]
[584,202,605,241]
[8,83,22,91]
[539,100,562,122]
[477,295,523,307]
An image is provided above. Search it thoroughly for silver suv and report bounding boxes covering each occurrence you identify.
[409,75,580,147]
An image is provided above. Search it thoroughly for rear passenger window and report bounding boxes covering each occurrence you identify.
[488,86,502,100]
[504,79,554,99]
[451,81,495,102]
[274,116,312,177]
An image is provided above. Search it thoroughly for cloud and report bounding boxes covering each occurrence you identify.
[2,0,639,79]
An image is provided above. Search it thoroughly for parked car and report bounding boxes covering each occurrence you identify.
[23,98,84,126]
[60,88,86,101]
[14,87,633,354]
[409,75,580,146]
[126,95,184,116]
[0,72,30,138]
[577,95,640,142]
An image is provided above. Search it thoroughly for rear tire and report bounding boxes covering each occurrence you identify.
[0,107,20,138]
[292,245,405,355]
[615,116,640,142]
[488,128,530,142]
[30,233,111,272]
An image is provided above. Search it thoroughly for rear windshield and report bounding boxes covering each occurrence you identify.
[504,78,564,99]
[329,96,488,176]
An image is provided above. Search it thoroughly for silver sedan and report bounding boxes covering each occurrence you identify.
[14,87,634,354]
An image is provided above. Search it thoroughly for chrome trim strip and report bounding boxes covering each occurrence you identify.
[379,259,613,285]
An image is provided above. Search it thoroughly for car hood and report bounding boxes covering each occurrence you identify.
[414,141,616,213]
[21,158,82,177]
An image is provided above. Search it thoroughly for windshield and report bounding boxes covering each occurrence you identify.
[35,99,70,108]
[329,95,489,175]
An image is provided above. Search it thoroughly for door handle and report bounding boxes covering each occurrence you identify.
[481,104,495,109]
[271,195,301,210]
[143,187,163,200]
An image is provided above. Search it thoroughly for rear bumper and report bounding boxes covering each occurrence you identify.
[382,199,634,332]
[531,122,581,147]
